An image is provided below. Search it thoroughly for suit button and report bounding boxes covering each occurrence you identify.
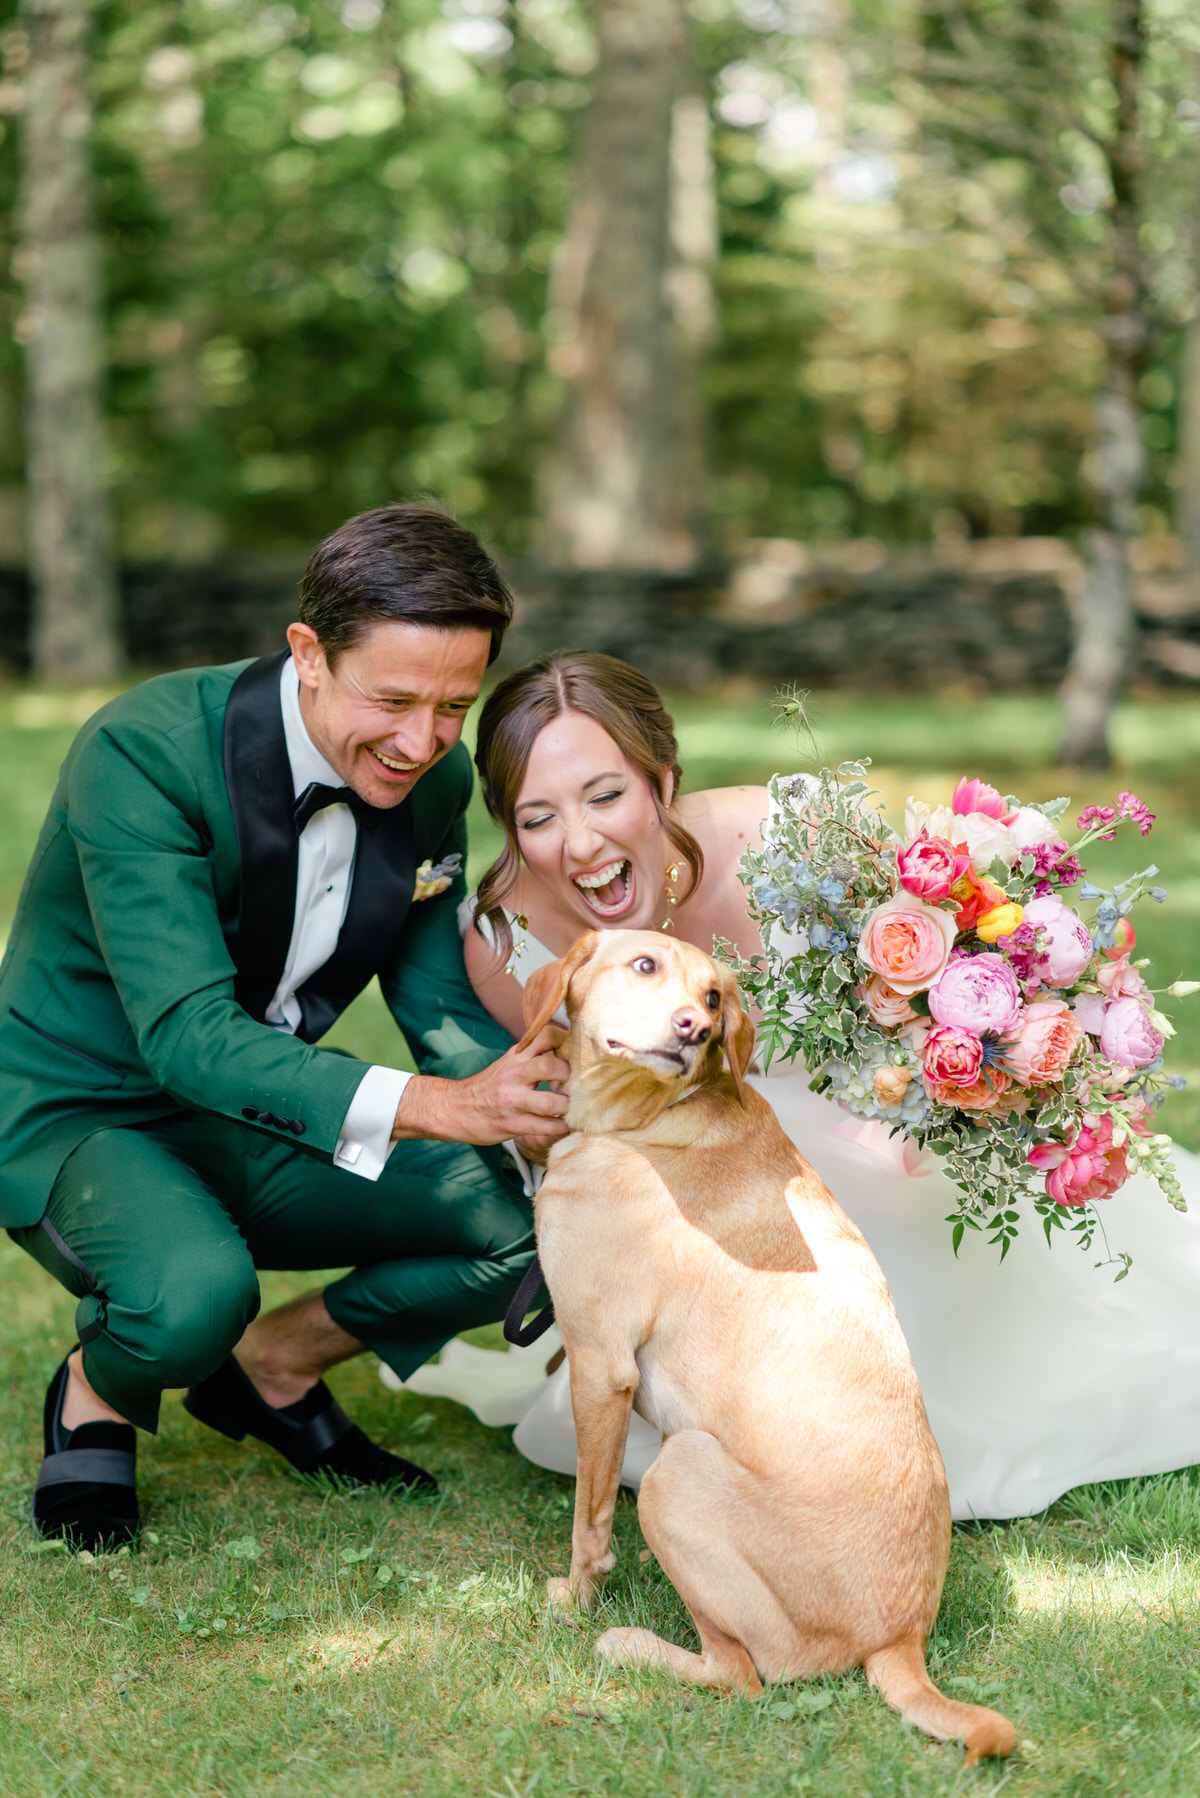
[242,1106,260,1121]
[263,1112,281,1128]
[289,1119,306,1137]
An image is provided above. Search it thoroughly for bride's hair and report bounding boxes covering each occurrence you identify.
[472,650,705,967]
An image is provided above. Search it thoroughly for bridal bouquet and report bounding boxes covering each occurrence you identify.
[729,761,1193,1267]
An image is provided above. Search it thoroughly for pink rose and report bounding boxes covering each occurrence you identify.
[923,1025,985,1090]
[1096,953,1149,1004]
[926,1066,1021,1113]
[1027,1115,1132,1207]
[857,894,957,996]
[1004,999,1083,1086]
[1099,996,1163,1069]
[859,975,921,1029]
[928,954,1023,1036]
[1022,896,1094,988]
[952,776,1011,821]
[895,833,971,904]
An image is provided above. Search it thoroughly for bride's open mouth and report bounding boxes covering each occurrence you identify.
[571,858,637,920]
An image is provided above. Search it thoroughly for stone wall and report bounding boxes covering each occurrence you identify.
[0,538,1197,689]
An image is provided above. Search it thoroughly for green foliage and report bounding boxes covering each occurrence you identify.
[0,0,1196,553]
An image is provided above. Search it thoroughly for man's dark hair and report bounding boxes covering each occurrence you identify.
[297,502,514,666]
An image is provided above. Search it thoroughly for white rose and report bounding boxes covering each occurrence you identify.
[1009,806,1062,851]
[953,811,1018,868]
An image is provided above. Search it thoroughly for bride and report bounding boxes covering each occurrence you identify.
[398,650,1200,1522]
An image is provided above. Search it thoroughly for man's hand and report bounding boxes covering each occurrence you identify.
[391,1025,570,1146]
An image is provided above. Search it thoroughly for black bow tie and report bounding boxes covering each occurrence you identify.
[293,781,381,834]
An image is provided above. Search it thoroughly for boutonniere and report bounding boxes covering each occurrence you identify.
[413,852,463,902]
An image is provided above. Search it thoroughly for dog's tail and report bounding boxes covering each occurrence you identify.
[863,1634,1016,1768]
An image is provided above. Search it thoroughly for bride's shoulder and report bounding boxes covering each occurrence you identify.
[677,785,771,854]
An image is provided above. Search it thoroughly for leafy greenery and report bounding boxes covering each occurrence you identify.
[0,0,1196,554]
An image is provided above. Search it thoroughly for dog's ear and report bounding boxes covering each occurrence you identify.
[516,932,601,1050]
[719,972,756,1107]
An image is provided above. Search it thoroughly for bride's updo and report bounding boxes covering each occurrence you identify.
[472,650,704,963]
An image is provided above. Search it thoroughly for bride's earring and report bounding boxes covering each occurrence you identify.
[660,864,680,932]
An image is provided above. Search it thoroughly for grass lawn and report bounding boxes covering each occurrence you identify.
[2,680,1200,1796]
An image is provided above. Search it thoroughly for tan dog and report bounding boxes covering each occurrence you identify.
[517,929,1015,1767]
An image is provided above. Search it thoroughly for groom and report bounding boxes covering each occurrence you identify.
[0,502,569,1551]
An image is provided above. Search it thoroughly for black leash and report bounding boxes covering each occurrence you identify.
[503,1255,556,1346]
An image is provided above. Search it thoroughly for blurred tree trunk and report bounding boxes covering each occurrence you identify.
[1057,0,1147,769]
[1179,317,1200,573]
[536,0,716,572]
[18,0,119,683]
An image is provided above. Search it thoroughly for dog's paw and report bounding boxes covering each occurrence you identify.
[596,1627,662,1668]
[546,1576,578,1612]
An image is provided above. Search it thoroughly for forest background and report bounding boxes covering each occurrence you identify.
[3,0,1200,763]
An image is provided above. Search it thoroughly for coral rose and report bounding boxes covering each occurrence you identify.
[1099,996,1163,1069]
[857,893,957,996]
[873,1064,912,1105]
[895,833,971,904]
[923,1024,985,1089]
[929,954,1024,1036]
[1027,1116,1132,1207]
[926,1066,1020,1112]
[860,975,921,1029]
[1004,999,1083,1086]
[1022,896,1094,988]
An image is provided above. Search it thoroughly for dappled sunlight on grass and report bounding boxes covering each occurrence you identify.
[1001,1544,1200,1622]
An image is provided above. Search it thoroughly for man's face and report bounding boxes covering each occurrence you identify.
[287,619,491,808]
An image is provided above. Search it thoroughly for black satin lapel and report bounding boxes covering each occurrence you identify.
[295,801,416,1043]
[222,651,297,1023]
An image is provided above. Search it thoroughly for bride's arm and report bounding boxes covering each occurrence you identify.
[463,921,530,1039]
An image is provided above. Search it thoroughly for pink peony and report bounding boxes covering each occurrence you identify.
[1027,1116,1132,1207]
[860,975,921,1030]
[1099,996,1163,1069]
[926,1066,1022,1113]
[1071,991,1108,1036]
[895,833,971,904]
[923,1024,985,1089]
[928,954,1023,1036]
[857,893,957,996]
[1022,896,1095,988]
[952,776,1011,821]
[1004,999,1083,1086]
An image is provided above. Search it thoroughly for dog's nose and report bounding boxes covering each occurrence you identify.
[672,1008,711,1045]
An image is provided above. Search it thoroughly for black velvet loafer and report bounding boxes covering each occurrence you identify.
[32,1351,139,1553]
[183,1357,437,1494]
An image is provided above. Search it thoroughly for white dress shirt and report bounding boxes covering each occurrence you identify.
[268,657,410,1180]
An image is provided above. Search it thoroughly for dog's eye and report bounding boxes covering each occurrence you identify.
[630,956,657,975]
[705,988,721,1012]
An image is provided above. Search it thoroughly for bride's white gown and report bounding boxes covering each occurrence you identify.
[394,905,1200,1522]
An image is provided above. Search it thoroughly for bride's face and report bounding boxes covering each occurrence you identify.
[513,711,670,931]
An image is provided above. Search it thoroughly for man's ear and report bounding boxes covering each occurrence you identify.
[719,971,756,1107]
[516,932,601,1049]
[286,621,324,690]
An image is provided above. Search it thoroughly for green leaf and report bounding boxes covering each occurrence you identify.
[224,1536,261,1561]
[340,1545,373,1565]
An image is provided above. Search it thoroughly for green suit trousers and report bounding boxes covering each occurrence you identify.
[10,1111,534,1432]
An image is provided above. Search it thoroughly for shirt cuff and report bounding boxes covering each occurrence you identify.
[503,1139,543,1198]
[335,1066,412,1181]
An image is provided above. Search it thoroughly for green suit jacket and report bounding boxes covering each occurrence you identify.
[0,654,513,1228]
